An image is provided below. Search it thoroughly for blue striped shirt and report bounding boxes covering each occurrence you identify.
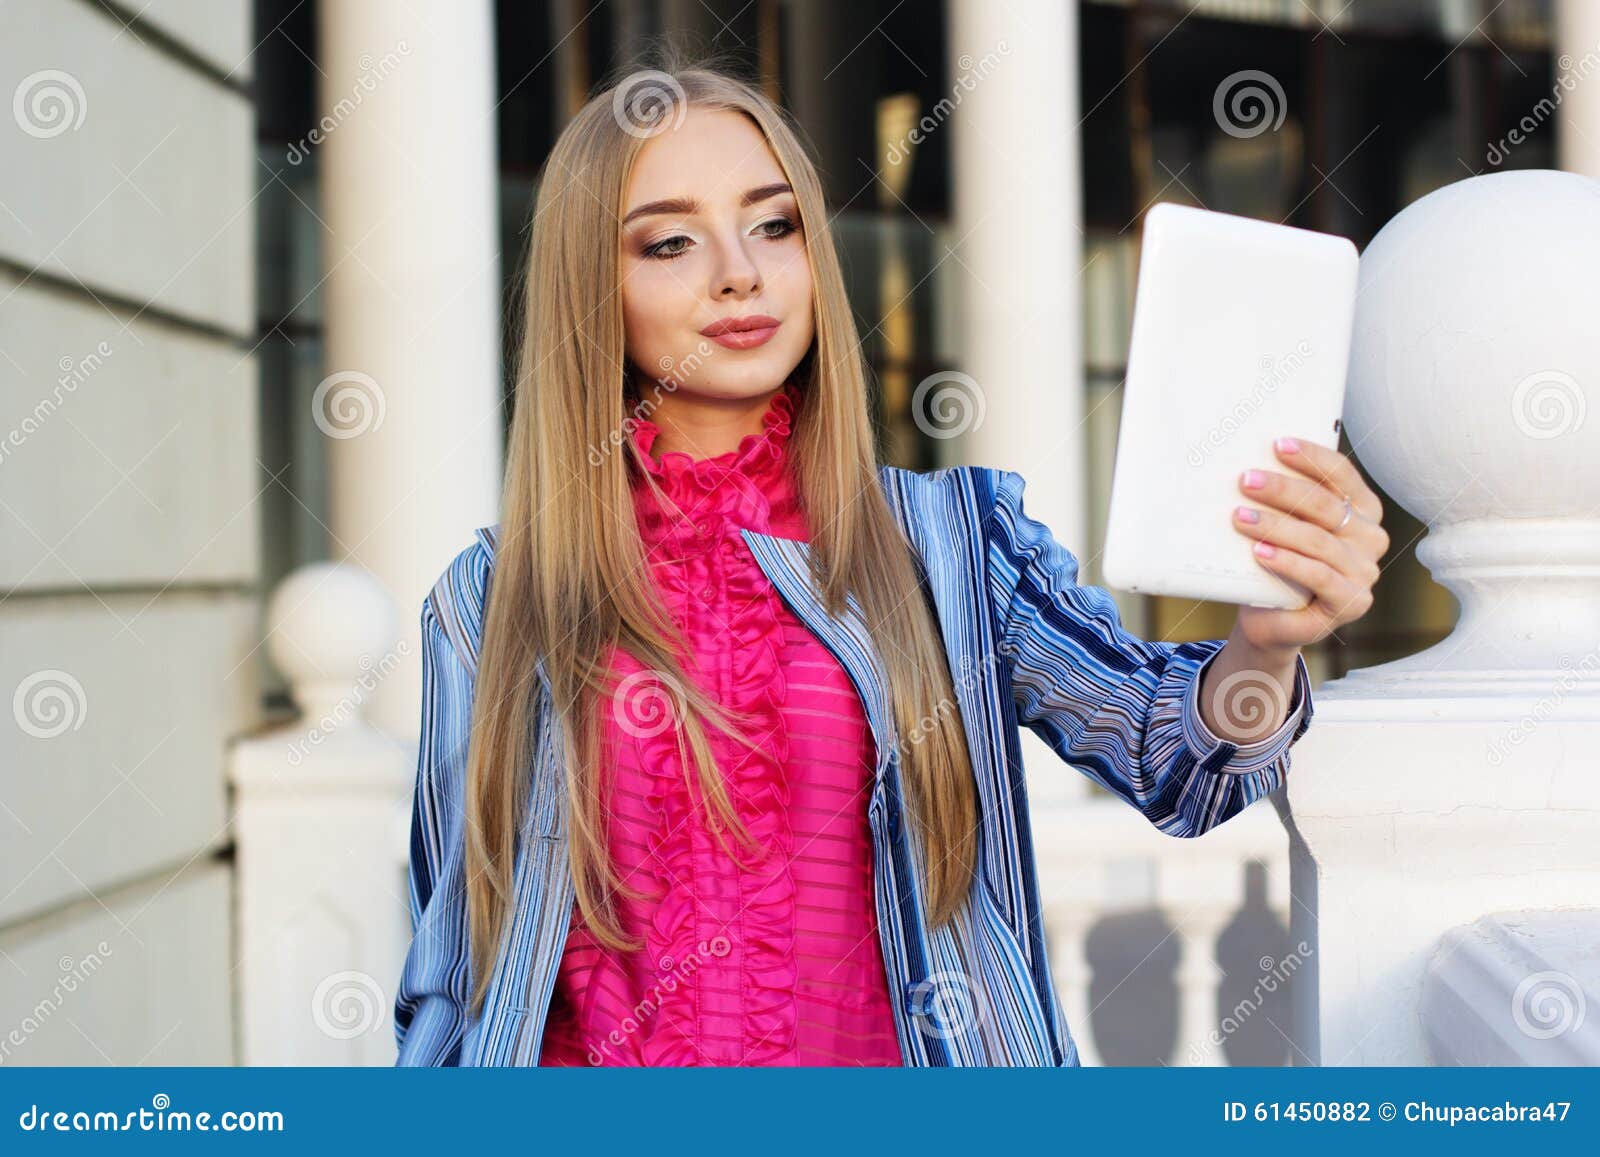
[394,464,1314,1065]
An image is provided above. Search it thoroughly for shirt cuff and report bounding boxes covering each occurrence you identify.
[1180,644,1313,775]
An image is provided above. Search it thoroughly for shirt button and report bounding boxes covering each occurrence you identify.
[903,979,930,1016]
[701,585,715,600]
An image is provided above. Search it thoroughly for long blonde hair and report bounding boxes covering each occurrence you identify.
[463,58,979,1019]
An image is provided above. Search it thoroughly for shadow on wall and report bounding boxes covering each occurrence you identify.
[1086,862,1294,1066]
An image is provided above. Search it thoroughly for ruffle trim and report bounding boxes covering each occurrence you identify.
[629,549,800,1065]
[631,384,806,563]
[607,382,807,1065]
[631,382,795,481]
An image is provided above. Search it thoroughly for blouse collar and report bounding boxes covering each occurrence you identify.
[628,382,799,500]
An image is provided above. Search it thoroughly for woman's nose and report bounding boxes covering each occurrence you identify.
[713,237,761,297]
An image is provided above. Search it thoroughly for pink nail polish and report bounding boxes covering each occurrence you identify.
[1235,506,1259,523]
[1253,541,1276,558]
[1242,469,1265,489]
[1276,436,1300,453]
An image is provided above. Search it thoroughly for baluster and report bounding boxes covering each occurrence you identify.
[1048,901,1100,1066]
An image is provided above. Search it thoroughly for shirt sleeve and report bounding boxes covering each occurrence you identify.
[393,564,483,1065]
[982,468,1314,837]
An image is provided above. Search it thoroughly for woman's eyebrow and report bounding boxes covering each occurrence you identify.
[621,182,794,226]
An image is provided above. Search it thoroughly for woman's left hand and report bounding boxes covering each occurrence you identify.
[1229,436,1390,658]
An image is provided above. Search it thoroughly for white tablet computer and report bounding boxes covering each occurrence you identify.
[1101,202,1358,610]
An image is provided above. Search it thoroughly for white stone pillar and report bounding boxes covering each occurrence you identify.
[948,0,1087,805]
[316,0,504,739]
[1556,0,1600,179]
[231,564,411,1064]
[947,0,1084,549]
[1283,169,1600,1065]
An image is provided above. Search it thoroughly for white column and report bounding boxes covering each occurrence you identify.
[947,0,1084,550]
[316,0,504,739]
[1556,0,1600,179]
[1284,169,1600,1064]
[949,0,1088,806]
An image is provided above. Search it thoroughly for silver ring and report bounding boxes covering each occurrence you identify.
[1335,494,1354,532]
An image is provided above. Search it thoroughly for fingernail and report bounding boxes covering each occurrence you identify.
[1253,541,1276,558]
[1276,436,1301,453]
[1241,469,1265,489]
[1235,505,1259,523]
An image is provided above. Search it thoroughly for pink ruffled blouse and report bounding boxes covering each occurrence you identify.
[536,383,904,1067]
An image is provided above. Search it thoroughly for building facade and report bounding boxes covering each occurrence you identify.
[3,0,1596,1066]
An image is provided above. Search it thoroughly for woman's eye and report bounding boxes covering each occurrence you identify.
[756,216,798,240]
[643,234,691,261]
[641,217,797,260]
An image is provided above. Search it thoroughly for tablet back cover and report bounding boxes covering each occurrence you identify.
[1102,202,1358,609]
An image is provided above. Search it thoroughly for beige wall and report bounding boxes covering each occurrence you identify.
[0,0,257,1064]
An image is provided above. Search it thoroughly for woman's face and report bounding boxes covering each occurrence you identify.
[619,106,815,403]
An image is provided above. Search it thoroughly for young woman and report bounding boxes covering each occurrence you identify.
[394,64,1388,1068]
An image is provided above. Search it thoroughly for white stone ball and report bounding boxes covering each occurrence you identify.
[266,562,397,698]
[1346,169,1600,527]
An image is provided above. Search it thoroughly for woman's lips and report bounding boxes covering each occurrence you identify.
[699,314,781,350]
[706,322,779,349]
